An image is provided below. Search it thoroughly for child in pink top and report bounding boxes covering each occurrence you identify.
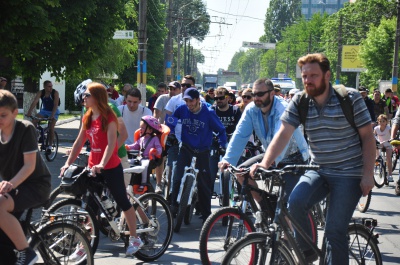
[126,116,162,191]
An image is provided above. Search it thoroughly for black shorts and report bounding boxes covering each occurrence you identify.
[8,179,51,213]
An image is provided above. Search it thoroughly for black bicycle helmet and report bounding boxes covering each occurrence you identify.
[74,79,92,106]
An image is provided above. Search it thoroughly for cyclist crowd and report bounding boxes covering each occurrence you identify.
[1,52,397,264]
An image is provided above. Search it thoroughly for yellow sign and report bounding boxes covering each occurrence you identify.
[342,45,365,72]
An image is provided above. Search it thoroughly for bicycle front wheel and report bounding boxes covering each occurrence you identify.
[348,224,382,265]
[45,130,59,161]
[373,159,385,188]
[357,190,372,213]
[199,207,256,265]
[221,232,296,265]
[174,175,194,233]
[30,222,94,265]
[134,193,173,262]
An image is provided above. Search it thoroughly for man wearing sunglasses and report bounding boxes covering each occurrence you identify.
[219,78,309,234]
[209,86,242,189]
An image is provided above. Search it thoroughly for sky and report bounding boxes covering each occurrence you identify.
[192,0,271,75]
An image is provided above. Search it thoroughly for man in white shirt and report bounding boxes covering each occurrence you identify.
[118,87,152,145]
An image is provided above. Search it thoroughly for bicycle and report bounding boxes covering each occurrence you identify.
[199,165,318,265]
[0,204,94,265]
[46,167,173,261]
[29,116,59,162]
[173,156,200,233]
[374,141,388,188]
[390,139,400,196]
[221,165,382,265]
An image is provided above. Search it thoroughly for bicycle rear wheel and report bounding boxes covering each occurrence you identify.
[373,159,385,188]
[221,232,296,265]
[348,224,382,265]
[184,189,198,225]
[30,222,94,265]
[45,130,59,161]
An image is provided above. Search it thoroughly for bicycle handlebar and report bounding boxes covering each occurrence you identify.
[256,164,320,177]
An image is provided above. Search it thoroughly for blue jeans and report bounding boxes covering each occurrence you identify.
[288,170,362,265]
[171,145,212,220]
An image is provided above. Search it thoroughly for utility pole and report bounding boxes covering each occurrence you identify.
[336,15,343,85]
[164,0,173,82]
[138,0,148,106]
[392,0,400,93]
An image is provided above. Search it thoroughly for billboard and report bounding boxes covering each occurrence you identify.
[341,45,366,72]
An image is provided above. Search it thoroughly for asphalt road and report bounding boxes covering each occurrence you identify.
[39,119,400,264]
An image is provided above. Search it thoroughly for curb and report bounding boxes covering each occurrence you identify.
[56,116,80,143]
[55,116,80,126]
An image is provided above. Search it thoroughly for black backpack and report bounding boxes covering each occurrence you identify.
[296,85,357,131]
[41,89,61,106]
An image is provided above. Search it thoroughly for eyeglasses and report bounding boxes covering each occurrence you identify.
[181,83,191,88]
[242,95,252,100]
[215,96,227,101]
[251,90,273,98]
[82,93,91,98]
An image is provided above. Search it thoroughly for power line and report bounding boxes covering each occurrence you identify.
[206,7,264,21]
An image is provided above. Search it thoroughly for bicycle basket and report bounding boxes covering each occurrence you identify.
[61,165,88,196]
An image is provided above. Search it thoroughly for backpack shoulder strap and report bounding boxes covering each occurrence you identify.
[40,89,45,99]
[332,85,356,130]
[297,91,309,126]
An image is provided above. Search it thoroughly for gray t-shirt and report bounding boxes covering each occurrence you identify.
[282,86,371,178]
[154,94,171,123]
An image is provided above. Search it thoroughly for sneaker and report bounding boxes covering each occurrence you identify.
[45,146,52,155]
[126,236,144,256]
[69,246,86,261]
[388,175,394,182]
[14,247,38,265]
[155,184,163,194]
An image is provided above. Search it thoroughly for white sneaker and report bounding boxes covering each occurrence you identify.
[155,184,163,194]
[69,246,86,261]
[388,175,394,182]
[126,236,144,256]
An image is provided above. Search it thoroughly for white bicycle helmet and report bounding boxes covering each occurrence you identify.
[74,79,92,106]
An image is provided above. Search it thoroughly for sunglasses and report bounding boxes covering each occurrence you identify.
[215,96,227,101]
[251,90,273,98]
[242,95,252,100]
[83,93,91,98]
[181,83,191,87]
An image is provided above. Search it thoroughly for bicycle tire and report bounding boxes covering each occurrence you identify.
[392,151,398,171]
[184,189,197,225]
[162,165,171,200]
[174,175,194,233]
[348,224,382,265]
[43,186,65,210]
[30,222,94,265]
[221,170,231,209]
[133,193,173,262]
[199,207,256,265]
[357,190,372,213]
[46,198,100,253]
[373,159,385,188]
[45,130,59,161]
[221,232,296,265]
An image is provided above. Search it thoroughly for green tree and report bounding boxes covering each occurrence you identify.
[171,0,210,42]
[321,0,396,87]
[359,17,396,88]
[0,0,126,91]
[264,0,302,43]
[228,51,246,72]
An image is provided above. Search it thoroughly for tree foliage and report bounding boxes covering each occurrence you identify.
[264,0,302,43]
[171,0,210,42]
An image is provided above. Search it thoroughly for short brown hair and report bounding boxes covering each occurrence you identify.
[215,86,228,96]
[297,53,330,73]
[254,78,274,91]
[183,75,195,84]
[0,90,18,111]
